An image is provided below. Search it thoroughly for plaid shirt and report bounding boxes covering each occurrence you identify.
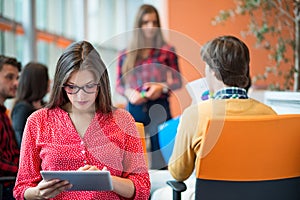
[116,44,182,96]
[0,105,19,176]
[213,87,249,99]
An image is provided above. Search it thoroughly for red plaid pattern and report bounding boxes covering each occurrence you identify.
[116,44,182,95]
[0,105,19,176]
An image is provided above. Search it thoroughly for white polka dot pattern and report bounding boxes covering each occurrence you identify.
[14,107,150,199]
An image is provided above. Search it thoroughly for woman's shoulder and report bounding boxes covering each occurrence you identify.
[161,43,176,51]
[27,107,66,124]
[112,108,138,136]
[12,101,34,113]
[14,101,33,109]
[27,107,48,119]
[113,108,135,122]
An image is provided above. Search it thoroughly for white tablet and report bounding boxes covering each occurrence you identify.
[41,170,113,191]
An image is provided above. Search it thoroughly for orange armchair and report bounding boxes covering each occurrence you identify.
[167,114,300,200]
[135,122,148,167]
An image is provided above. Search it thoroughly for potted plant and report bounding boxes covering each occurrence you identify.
[213,0,300,114]
[213,0,300,91]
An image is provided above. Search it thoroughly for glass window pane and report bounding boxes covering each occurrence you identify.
[48,0,62,34]
[15,34,24,62]
[37,40,64,80]
[64,0,74,38]
[3,0,14,19]
[36,0,47,30]
[64,0,81,39]
[0,31,4,54]
[15,0,22,22]
[0,0,4,15]
[3,31,16,56]
[37,40,49,65]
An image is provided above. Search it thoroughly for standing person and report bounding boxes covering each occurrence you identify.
[116,4,182,169]
[0,55,22,200]
[13,41,150,200]
[164,35,277,199]
[11,62,49,148]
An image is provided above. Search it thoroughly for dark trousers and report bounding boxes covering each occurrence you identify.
[1,183,15,200]
[127,98,171,169]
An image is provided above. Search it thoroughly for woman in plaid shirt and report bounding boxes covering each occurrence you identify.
[116,4,182,170]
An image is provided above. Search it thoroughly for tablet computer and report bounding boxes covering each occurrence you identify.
[41,170,113,191]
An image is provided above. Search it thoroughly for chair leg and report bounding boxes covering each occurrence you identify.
[172,190,181,200]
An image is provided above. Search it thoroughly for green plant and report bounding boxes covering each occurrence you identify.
[213,0,300,91]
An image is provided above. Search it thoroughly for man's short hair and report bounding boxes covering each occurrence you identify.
[0,55,22,72]
[200,35,251,90]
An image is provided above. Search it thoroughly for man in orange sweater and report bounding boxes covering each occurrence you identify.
[165,35,277,199]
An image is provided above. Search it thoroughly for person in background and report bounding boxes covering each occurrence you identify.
[13,41,150,200]
[11,62,49,148]
[116,4,182,170]
[153,35,277,199]
[0,55,22,200]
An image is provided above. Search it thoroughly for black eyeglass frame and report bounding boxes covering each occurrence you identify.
[62,83,100,94]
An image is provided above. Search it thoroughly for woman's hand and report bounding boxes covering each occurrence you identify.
[77,165,101,171]
[78,165,135,199]
[24,179,72,200]
[143,82,165,100]
[124,88,148,105]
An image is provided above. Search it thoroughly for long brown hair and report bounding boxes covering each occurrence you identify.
[13,62,49,105]
[122,4,166,75]
[47,41,113,113]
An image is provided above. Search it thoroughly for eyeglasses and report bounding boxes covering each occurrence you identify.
[63,83,99,94]
[141,20,158,26]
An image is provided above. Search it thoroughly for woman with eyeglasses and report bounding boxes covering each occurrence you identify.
[13,41,150,200]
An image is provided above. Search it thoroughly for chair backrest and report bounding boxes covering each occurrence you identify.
[196,114,300,200]
[135,122,148,167]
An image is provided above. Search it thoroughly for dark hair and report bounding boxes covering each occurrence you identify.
[47,41,113,113]
[135,4,162,30]
[14,62,49,104]
[0,55,22,72]
[200,35,251,90]
[122,4,166,75]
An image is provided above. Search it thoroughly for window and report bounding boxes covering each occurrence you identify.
[0,0,166,107]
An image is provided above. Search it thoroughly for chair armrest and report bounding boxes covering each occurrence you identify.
[166,180,187,200]
[167,180,187,192]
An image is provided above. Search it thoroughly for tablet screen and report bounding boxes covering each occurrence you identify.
[41,170,113,191]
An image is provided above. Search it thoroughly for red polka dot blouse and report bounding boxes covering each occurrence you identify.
[14,107,150,200]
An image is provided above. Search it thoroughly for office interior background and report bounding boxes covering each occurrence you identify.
[0,0,170,109]
[1,0,298,115]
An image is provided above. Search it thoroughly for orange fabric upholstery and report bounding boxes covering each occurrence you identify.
[197,114,300,181]
[135,122,148,167]
[167,114,300,200]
